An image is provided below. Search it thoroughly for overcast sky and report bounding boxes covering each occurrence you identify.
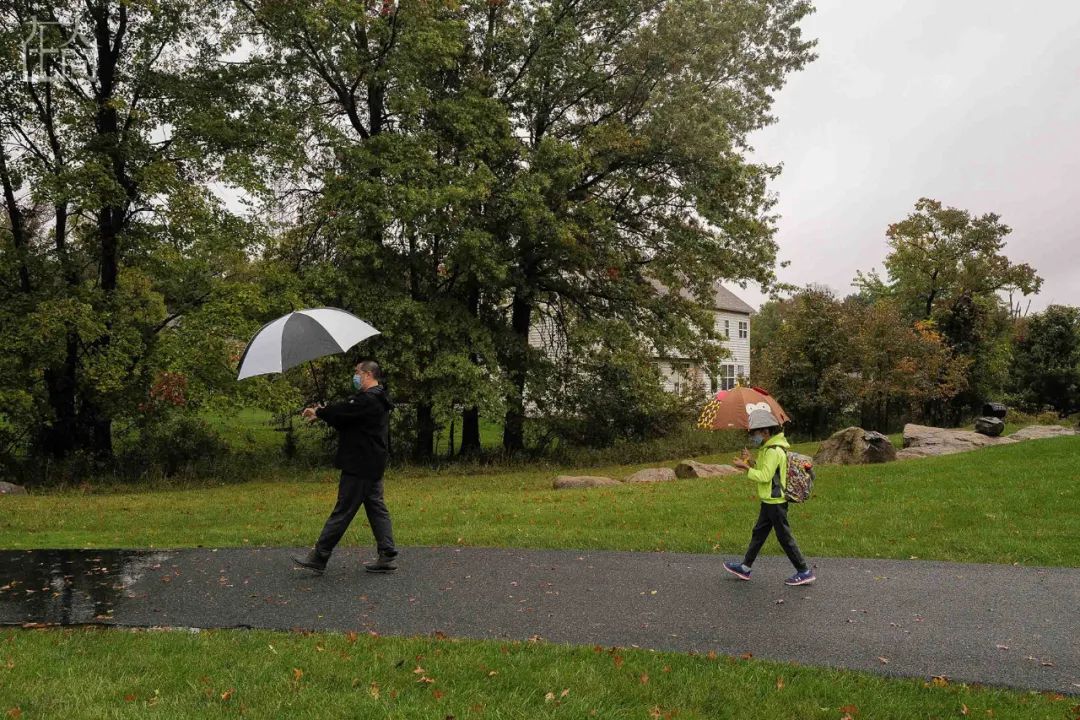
[737,0,1080,313]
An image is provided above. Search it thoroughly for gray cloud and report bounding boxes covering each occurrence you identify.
[738,0,1080,313]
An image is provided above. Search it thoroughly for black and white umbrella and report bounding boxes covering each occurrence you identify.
[236,307,380,380]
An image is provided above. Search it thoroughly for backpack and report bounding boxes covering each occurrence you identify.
[783,451,815,503]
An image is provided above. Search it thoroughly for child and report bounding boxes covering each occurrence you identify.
[724,410,815,586]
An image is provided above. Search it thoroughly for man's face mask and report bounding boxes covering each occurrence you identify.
[748,432,765,448]
[352,373,363,390]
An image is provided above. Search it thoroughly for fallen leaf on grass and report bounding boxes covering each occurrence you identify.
[6,708,22,719]
[369,681,380,699]
[417,676,435,684]
[925,675,949,688]
[640,673,649,684]
[433,689,445,699]
[345,631,358,643]
[738,652,752,660]
[545,692,556,703]
[560,689,570,698]
[960,704,968,715]
[124,694,137,702]
[220,689,234,702]
[839,704,859,715]
[413,666,427,675]
[776,676,784,690]
[292,668,304,682]
[613,654,623,668]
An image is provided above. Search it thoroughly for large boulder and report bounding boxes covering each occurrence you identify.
[625,468,678,483]
[901,423,1016,458]
[674,459,742,479]
[814,427,897,465]
[553,475,622,490]
[974,417,1005,437]
[1009,425,1077,441]
[0,481,27,495]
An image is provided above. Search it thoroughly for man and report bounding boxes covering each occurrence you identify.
[293,360,398,574]
[723,409,815,586]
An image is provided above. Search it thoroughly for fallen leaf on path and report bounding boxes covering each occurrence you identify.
[877,657,889,664]
[995,644,1008,650]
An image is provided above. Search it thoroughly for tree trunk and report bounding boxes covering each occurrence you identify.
[461,407,481,455]
[460,285,482,455]
[414,403,435,461]
[502,291,532,452]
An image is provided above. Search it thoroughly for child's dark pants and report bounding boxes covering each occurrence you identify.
[742,501,808,573]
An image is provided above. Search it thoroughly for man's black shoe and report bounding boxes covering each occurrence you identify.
[364,552,397,573]
[293,548,329,574]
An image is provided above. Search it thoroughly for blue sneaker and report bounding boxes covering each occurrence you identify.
[723,561,752,581]
[785,569,816,586]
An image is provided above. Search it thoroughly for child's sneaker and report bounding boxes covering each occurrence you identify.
[723,561,752,580]
[784,569,816,586]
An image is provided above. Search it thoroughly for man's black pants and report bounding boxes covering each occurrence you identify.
[315,470,396,558]
[742,501,807,572]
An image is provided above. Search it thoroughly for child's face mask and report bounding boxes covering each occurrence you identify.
[748,432,766,448]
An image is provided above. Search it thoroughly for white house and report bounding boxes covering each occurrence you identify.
[528,283,754,399]
[655,284,754,398]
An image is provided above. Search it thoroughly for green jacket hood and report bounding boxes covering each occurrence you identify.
[763,432,790,450]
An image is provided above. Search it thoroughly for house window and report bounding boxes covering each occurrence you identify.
[719,364,736,391]
[738,321,748,339]
[672,362,690,394]
[737,365,745,382]
[723,320,730,339]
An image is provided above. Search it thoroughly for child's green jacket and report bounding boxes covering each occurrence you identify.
[747,432,789,504]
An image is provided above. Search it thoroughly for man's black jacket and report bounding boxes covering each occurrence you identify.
[315,385,393,477]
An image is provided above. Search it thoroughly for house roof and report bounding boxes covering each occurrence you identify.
[648,278,756,315]
[711,285,755,314]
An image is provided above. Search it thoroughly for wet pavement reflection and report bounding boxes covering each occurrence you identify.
[0,549,173,625]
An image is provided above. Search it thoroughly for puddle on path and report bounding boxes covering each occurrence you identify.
[0,549,172,625]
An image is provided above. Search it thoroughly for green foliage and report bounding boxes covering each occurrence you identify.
[1008,305,1080,414]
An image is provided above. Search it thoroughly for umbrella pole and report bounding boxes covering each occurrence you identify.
[308,362,326,403]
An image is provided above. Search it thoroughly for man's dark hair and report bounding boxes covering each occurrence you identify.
[358,360,384,384]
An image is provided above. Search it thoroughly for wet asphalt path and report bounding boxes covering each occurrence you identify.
[0,546,1076,693]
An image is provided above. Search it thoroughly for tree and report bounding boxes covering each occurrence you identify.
[1009,305,1080,414]
[0,1,269,470]
[855,198,1042,421]
[239,0,817,456]
[751,288,858,439]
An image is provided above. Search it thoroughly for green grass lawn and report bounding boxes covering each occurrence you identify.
[0,628,1068,719]
[1,436,1076,567]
